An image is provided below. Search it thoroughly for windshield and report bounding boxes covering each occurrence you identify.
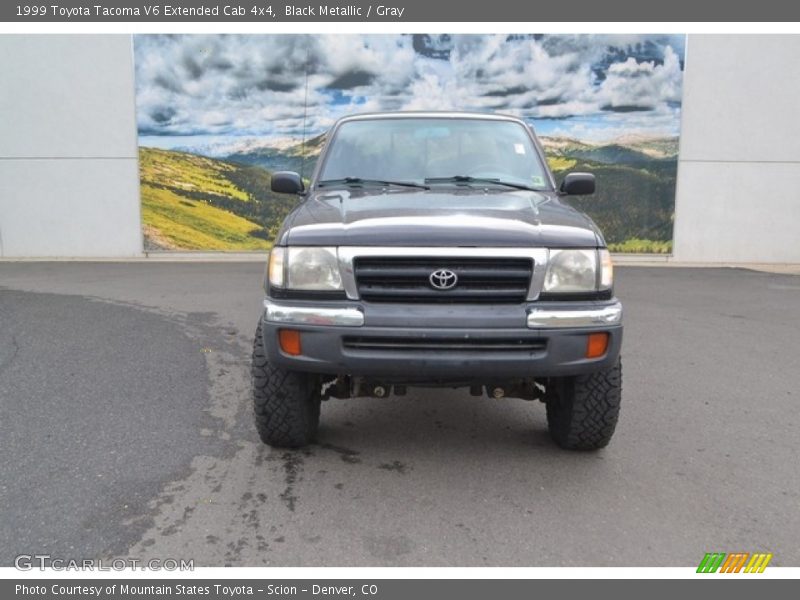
[317,118,550,190]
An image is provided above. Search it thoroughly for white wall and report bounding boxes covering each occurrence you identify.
[1,34,798,262]
[0,35,142,257]
[673,35,800,263]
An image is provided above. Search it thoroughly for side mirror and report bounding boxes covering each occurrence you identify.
[560,172,596,196]
[271,171,305,194]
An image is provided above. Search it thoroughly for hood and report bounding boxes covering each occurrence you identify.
[278,187,602,247]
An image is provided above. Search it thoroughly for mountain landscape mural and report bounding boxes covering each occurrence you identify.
[134,34,685,252]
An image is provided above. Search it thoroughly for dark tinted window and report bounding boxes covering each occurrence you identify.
[319,118,549,189]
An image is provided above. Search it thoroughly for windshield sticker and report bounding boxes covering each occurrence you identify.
[531,175,545,187]
[514,143,526,155]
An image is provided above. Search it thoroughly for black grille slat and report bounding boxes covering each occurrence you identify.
[358,285,528,298]
[343,336,547,352]
[354,256,532,304]
[356,266,532,280]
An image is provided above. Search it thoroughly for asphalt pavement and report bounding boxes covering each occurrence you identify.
[1,262,798,566]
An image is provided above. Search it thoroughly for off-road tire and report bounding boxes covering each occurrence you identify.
[252,321,321,448]
[546,358,622,450]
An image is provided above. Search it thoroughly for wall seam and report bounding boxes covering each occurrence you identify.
[670,33,691,262]
[128,33,145,257]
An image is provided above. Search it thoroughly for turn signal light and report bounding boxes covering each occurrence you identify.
[278,329,302,356]
[586,332,609,359]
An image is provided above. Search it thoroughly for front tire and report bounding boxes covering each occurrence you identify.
[546,358,622,450]
[252,321,321,448]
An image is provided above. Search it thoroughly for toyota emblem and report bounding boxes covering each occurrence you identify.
[429,269,458,290]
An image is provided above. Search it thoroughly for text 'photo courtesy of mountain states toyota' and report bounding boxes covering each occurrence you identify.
[253,112,622,451]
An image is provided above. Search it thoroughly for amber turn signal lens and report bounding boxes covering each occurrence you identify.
[586,332,609,359]
[278,329,302,356]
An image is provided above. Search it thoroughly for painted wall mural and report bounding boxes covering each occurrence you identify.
[134,34,685,252]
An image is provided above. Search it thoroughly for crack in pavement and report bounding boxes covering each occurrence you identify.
[0,334,20,376]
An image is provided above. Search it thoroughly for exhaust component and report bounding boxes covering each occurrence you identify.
[321,375,351,400]
[351,378,392,398]
[486,380,544,401]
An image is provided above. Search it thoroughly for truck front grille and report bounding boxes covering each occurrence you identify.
[353,256,532,303]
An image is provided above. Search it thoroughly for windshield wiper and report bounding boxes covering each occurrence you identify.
[317,177,429,190]
[425,176,543,192]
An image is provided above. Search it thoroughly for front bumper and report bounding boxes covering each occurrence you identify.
[261,298,622,381]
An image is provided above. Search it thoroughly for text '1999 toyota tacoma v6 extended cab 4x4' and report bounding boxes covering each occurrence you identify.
[253,112,623,450]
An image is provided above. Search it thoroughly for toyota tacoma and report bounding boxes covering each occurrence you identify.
[253,112,623,450]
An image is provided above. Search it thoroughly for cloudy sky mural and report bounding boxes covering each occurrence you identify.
[133,34,685,254]
[135,34,685,148]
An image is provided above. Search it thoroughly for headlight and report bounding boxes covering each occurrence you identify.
[543,249,598,293]
[270,246,343,291]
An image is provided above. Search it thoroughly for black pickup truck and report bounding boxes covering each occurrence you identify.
[253,112,623,450]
